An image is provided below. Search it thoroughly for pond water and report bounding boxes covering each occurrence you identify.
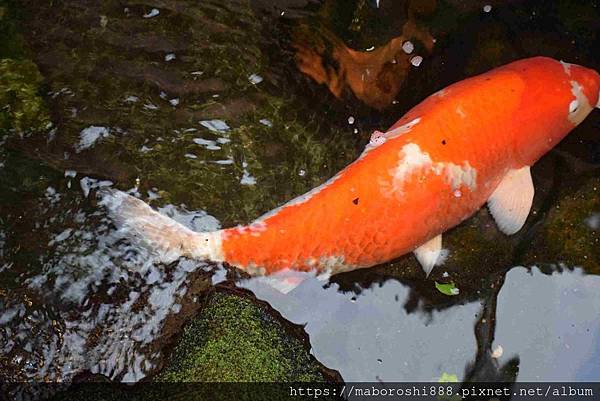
[1,0,599,390]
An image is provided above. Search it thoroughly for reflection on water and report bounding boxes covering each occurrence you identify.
[241,265,600,382]
[495,266,600,381]
[241,277,481,381]
[0,0,599,392]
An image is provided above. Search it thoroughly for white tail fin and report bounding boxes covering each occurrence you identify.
[99,189,223,264]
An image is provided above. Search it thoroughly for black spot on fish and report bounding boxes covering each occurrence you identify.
[442,140,447,145]
[352,198,359,205]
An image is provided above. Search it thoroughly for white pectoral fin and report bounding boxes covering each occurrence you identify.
[487,166,534,235]
[414,234,443,277]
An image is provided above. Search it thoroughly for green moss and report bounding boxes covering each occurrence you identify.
[524,176,600,273]
[0,58,50,136]
[157,292,324,382]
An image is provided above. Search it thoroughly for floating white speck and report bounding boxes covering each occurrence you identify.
[216,137,231,144]
[143,103,159,110]
[259,118,273,127]
[124,95,139,103]
[483,5,492,13]
[410,56,423,67]
[64,170,77,178]
[200,119,230,132]
[491,344,503,358]
[442,271,449,278]
[191,71,204,76]
[193,137,216,146]
[585,213,600,230]
[298,169,306,177]
[76,126,110,152]
[353,128,359,134]
[348,116,355,125]
[169,98,180,106]
[402,41,414,54]
[453,189,462,198]
[165,53,176,62]
[140,145,152,153]
[184,153,198,159]
[143,8,160,18]
[240,162,256,186]
[366,46,375,52]
[159,91,167,99]
[249,74,263,85]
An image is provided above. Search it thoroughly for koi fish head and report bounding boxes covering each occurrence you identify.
[562,61,600,119]
[510,57,600,166]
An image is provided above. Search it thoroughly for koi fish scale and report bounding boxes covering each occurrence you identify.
[109,57,600,289]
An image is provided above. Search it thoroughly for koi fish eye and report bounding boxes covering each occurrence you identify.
[569,99,579,113]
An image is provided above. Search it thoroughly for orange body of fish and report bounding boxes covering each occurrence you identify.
[111,57,600,280]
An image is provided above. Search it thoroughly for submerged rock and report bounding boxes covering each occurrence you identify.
[522,175,600,274]
[156,291,329,382]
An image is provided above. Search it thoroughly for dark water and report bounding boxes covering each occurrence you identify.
[1,0,599,388]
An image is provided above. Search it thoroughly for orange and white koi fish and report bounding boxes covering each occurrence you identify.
[107,57,600,289]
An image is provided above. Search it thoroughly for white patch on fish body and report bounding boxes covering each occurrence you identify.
[389,143,433,194]
[434,88,448,98]
[560,60,573,76]
[318,255,348,272]
[568,80,592,125]
[432,161,478,191]
[190,231,224,261]
[386,143,478,196]
[456,106,466,118]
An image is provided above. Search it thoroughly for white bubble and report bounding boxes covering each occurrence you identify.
[483,5,492,12]
[348,116,355,125]
[249,74,263,85]
[143,8,160,18]
[402,41,414,54]
[410,56,423,67]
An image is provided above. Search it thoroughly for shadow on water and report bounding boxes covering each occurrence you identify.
[0,0,599,395]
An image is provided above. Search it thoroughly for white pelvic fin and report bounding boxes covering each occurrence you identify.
[487,166,534,235]
[414,234,442,277]
[98,189,222,263]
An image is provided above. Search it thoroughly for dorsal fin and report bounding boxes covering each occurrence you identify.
[487,166,534,235]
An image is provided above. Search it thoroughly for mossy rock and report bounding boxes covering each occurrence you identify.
[0,58,50,135]
[522,175,600,273]
[156,291,325,382]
